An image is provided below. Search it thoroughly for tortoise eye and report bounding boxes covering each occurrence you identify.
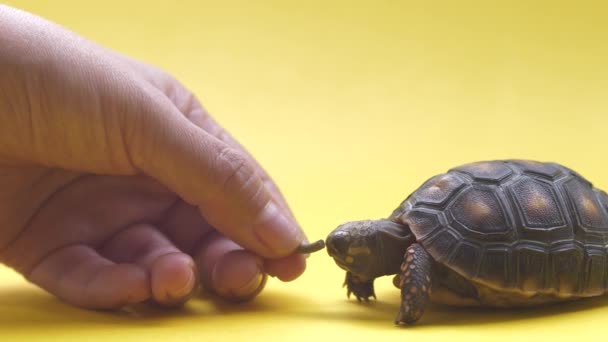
[327,233,350,256]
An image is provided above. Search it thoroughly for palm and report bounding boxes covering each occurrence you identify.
[0,166,216,306]
[1,167,172,261]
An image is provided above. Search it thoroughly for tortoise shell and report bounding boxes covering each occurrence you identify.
[391,160,608,296]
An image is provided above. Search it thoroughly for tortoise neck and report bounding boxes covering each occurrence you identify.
[374,219,416,277]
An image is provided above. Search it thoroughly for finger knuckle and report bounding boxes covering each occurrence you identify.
[215,147,261,203]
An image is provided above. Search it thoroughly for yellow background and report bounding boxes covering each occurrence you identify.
[2,0,608,340]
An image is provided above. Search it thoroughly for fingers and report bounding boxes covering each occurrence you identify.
[264,254,307,282]
[27,245,150,309]
[127,91,303,259]
[26,224,198,309]
[193,232,267,302]
[156,203,267,301]
[100,224,197,306]
[157,200,215,254]
[159,200,307,286]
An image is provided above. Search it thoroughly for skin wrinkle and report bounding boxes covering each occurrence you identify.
[56,248,98,298]
[215,146,252,205]
[136,243,181,267]
[99,194,179,247]
[124,98,160,180]
[202,116,297,222]
[194,231,222,290]
[101,220,177,263]
[85,60,138,172]
[232,168,271,230]
[156,201,215,254]
[100,74,154,175]
[81,265,114,307]
[131,89,235,204]
[84,52,148,172]
[23,75,38,161]
[0,69,28,161]
[0,167,57,241]
[206,124,295,221]
[251,204,281,253]
[0,172,86,258]
[25,241,88,281]
[110,92,141,175]
[75,255,119,306]
[194,232,245,294]
[80,263,145,308]
[18,42,129,173]
[11,177,177,275]
[248,177,271,221]
[184,226,217,258]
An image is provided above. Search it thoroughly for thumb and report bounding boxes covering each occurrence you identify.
[128,91,304,258]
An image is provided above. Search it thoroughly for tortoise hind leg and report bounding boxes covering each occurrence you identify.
[395,243,433,325]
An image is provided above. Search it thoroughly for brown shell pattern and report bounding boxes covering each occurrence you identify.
[391,160,608,296]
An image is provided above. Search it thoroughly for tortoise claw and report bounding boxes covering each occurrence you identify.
[344,272,376,302]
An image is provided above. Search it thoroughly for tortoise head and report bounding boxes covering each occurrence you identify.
[326,219,415,279]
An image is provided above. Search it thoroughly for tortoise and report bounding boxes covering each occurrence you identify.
[325,160,608,325]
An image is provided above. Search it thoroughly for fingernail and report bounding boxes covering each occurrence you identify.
[254,201,302,255]
[155,261,197,308]
[215,271,267,302]
[171,266,196,299]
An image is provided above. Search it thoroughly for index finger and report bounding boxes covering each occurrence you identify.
[112,55,300,226]
[130,93,303,258]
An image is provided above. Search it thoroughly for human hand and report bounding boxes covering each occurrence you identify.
[0,5,307,308]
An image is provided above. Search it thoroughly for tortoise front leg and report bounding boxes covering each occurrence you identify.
[344,272,376,302]
[395,243,433,325]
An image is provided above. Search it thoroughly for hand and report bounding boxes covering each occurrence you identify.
[0,5,306,309]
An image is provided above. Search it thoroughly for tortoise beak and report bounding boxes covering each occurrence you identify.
[326,231,350,257]
[326,232,354,272]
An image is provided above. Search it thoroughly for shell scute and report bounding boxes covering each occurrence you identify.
[422,229,460,262]
[448,186,512,238]
[515,245,548,292]
[448,242,481,278]
[412,173,466,206]
[478,246,511,289]
[550,244,584,295]
[510,176,565,229]
[401,209,442,241]
[451,161,513,183]
[564,177,608,231]
[582,248,607,296]
[510,160,563,180]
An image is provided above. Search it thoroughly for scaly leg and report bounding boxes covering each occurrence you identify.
[395,243,433,325]
[344,272,376,302]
